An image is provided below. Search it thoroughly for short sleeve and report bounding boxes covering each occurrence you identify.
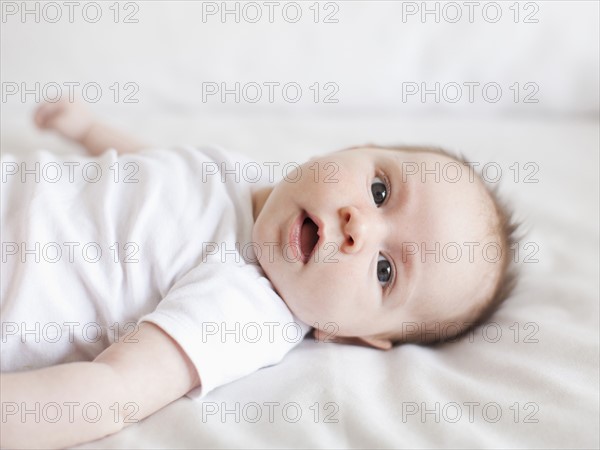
[137,260,311,399]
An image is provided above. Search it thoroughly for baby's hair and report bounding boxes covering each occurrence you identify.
[341,144,521,347]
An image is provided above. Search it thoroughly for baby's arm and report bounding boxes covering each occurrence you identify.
[35,100,149,155]
[0,322,200,449]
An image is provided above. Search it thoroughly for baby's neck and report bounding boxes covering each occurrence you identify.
[251,186,273,222]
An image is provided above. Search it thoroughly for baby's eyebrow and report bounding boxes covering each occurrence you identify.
[385,154,416,307]
[388,153,415,210]
[383,242,414,308]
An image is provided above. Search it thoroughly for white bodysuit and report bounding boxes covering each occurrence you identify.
[0,145,310,398]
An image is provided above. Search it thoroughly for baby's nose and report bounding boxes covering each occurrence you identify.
[339,206,370,254]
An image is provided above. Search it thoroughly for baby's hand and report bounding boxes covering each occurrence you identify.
[34,100,94,143]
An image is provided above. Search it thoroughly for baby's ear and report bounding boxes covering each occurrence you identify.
[313,329,393,351]
[357,336,393,351]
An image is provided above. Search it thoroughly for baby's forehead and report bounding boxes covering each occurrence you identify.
[340,146,496,231]
[367,145,462,166]
[379,147,489,200]
[333,145,500,252]
[382,147,500,305]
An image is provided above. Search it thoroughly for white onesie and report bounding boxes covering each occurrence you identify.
[0,145,310,398]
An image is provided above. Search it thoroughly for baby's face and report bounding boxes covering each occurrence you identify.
[252,147,500,348]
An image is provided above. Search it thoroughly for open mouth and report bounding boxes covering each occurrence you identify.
[300,215,320,263]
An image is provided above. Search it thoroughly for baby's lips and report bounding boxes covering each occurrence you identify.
[305,211,323,241]
[304,211,325,262]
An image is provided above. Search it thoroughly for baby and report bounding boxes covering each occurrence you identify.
[1,101,517,448]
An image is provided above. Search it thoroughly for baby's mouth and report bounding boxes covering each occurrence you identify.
[300,215,319,263]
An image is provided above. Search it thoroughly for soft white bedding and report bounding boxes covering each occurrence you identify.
[2,113,598,449]
[2,0,598,446]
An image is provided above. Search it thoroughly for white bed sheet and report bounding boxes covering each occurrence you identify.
[2,113,598,449]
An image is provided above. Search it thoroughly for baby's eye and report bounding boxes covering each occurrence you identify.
[377,254,393,287]
[371,176,388,207]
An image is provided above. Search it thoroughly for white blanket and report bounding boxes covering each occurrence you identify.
[2,113,598,449]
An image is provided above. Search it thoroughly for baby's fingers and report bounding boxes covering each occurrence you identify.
[34,102,63,129]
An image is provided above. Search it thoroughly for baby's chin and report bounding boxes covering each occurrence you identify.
[280,299,357,334]
[265,288,319,327]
